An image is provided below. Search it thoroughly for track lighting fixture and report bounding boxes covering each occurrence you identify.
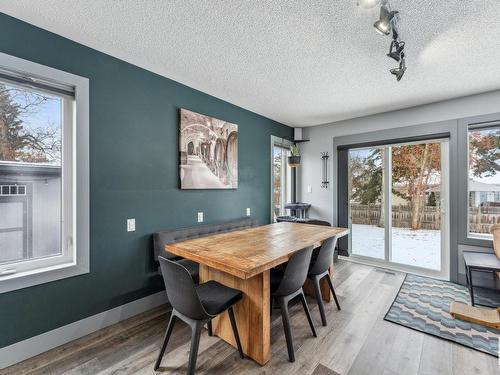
[386,14,407,81]
[390,54,406,81]
[358,0,407,81]
[373,4,398,35]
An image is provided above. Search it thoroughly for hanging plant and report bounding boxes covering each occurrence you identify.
[288,145,301,167]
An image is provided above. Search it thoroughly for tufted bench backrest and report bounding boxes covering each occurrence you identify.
[153,217,258,262]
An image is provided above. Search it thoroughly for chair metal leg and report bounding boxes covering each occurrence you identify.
[326,274,341,311]
[311,276,327,326]
[228,307,245,359]
[187,321,203,375]
[278,298,295,362]
[207,320,213,336]
[154,313,176,371]
[467,266,475,306]
[299,291,317,337]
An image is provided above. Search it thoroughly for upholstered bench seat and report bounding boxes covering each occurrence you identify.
[153,217,257,284]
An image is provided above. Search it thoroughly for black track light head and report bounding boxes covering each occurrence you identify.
[374,5,398,35]
[390,55,406,81]
[387,40,405,62]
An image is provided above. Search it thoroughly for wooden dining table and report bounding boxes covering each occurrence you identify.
[166,221,349,365]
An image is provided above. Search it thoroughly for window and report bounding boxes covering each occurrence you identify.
[0,52,89,293]
[467,124,500,239]
[271,137,292,222]
[0,184,26,196]
[0,83,64,268]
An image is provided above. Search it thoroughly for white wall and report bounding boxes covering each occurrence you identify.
[298,89,500,222]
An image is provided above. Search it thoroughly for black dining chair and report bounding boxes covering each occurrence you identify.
[155,256,244,375]
[307,236,341,326]
[304,219,331,227]
[271,246,317,363]
[176,258,200,283]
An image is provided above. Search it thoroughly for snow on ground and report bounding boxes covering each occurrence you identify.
[351,224,441,270]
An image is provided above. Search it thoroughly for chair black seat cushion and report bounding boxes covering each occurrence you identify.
[196,280,242,316]
[177,259,199,283]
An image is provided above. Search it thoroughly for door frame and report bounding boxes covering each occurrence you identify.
[333,121,458,281]
[270,136,293,223]
[346,139,450,279]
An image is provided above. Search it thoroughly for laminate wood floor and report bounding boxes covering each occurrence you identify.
[3,261,498,375]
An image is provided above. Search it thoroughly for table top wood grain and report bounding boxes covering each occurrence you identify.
[165,222,349,279]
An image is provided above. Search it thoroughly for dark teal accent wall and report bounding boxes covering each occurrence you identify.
[0,13,292,347]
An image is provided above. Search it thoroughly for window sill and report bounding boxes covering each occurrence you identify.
[460,235,493,249]
[468,234,493,241]
[0,261,89,294]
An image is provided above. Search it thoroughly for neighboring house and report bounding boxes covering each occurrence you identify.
[354,180,500,208]
[469,180,500,207]
[390,183,442,206]
[0,162,61,263]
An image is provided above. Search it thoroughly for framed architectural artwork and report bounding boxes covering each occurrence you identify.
[179,109,238,189]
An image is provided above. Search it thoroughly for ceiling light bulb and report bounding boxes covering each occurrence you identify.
[357,0,380,9]
[374,4,398,35]
[374,20,390,35]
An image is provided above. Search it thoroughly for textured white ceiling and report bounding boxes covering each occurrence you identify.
[2,1,500,127]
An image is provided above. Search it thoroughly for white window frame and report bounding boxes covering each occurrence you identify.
[466,123,500,241]
[0,52,89,294]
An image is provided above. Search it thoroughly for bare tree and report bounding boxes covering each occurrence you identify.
[0,84,60,164]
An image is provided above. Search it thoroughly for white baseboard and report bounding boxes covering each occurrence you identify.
[0,291,168,369]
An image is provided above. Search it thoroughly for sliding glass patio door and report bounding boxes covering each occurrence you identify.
[347,139,449,279]
[349,147,386,260]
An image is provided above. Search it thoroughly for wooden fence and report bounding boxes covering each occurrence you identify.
[351,204,500,233]
[469,206,500,234]
[350,204,382,227]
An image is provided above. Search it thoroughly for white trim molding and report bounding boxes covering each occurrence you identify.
[0,291,168,369]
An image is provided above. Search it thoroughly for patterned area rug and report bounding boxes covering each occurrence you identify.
[384,274,499,357]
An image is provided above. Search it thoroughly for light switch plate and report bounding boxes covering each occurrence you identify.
[307,185,312,193]
[197,212,204,223]
[246,207,251,216]
[127,218,136,232]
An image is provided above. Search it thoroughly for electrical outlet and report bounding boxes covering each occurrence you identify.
[197,212,204,223]
[307,185,312,193]
[127,218,136,232]
[246,207,251,216]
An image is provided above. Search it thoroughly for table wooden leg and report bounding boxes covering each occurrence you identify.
[199,264,271,365]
